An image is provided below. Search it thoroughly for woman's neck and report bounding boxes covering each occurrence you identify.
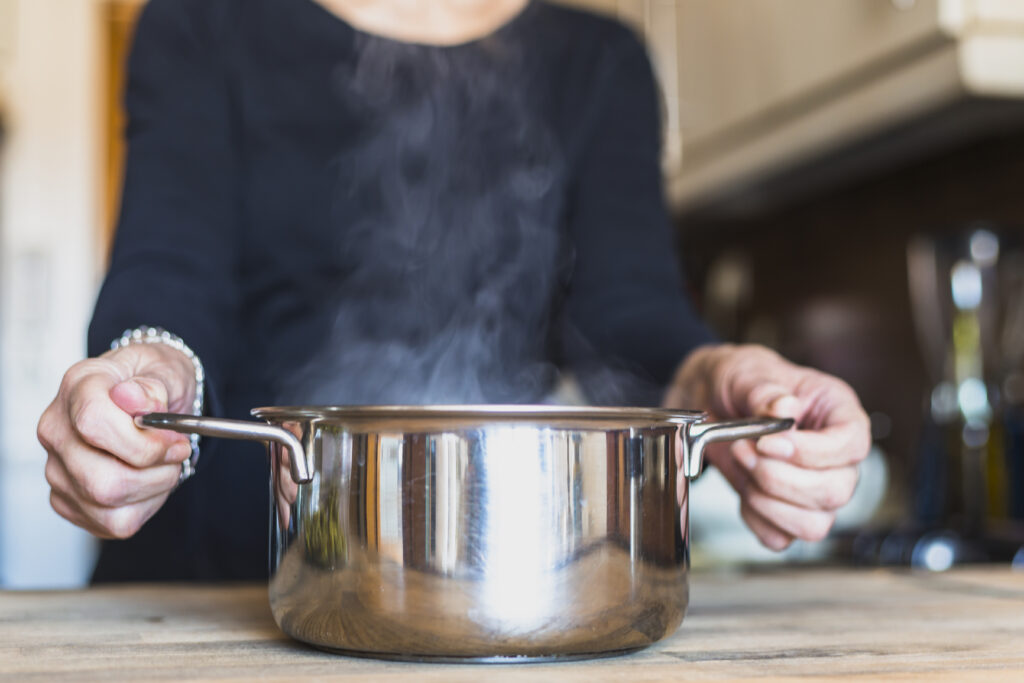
[312,0,531,46]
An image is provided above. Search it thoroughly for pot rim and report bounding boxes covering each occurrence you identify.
[250,404,706,424]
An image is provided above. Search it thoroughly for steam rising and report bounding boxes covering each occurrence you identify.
[279,33,569,405]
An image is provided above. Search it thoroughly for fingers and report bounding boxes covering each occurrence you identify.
[755,419,870,470]
[739,501,795,551]
[705,440,855,549]
[707,439,859,512]
[43,437,182,538]
[705,441,753,494]
[50,489,92,534]
[45,444,182,510]
[746,382,803,419]
[108,376,170,416]
[679,344,873,551]
[745,457,859,512]
[45,450,180,538]
[65,375,185,469]
[705,446,798,551]
[37,351,196,541]
[704,346,871,468]
[748,370,871,470]
[742,485,837,543]
[51,488,170,541]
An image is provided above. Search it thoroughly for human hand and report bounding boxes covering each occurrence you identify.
[37,343,198,539]
[665,344,871,550]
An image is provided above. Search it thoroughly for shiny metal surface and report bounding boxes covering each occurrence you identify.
[138,413,312,483]
[252,404,706,422]
[685,417,795,478]
[140,406,792,661]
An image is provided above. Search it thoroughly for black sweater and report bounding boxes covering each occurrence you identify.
[89,0,713,581]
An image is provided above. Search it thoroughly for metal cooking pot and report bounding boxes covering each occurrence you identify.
[140,406,791,662]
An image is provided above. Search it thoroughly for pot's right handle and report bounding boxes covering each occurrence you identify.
[137,413,313,484]
[683,417,795,479]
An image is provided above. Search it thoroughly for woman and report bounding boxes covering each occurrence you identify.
[37,0,869,581]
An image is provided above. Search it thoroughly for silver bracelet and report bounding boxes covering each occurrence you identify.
[112,326,205,485]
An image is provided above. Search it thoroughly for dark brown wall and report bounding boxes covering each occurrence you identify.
[676,127,1024,517]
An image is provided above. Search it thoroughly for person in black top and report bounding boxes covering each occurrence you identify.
[37,0,871,581]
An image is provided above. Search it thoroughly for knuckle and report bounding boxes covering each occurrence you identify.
[823,373,849,392]
[131,435,167,468]
[98,508,142,540]
[800,513,835,542]
[37,410,59,451]
[43,457,62,491]
[741,502,792,551]
[819,483,849,511]
[738,343,778,363]
[853,431,872,462]
[160,465,181,492]
[49,490,72,521]
[751,466,785,498]
[827,470,861,511]
[59,366,83,391]
[61,360,98,391]
[751,463,801,504]
[72,398,112,448]
[82,469,129,508]
[765,532,793,552]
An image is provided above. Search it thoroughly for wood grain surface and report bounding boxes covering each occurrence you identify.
[2,567,1023,681]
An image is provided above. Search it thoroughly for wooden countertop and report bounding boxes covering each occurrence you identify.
[2,567,1023,681]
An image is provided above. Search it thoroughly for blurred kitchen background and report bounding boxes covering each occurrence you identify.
[2,0,1023,588]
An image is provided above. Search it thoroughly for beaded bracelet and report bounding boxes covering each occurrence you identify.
[111,327,205,484]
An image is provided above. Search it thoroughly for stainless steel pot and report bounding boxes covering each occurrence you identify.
[140,406,791,662]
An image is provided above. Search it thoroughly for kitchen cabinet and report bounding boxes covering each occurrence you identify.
[671,0,1024,214]
[102,0,145,254]
[564,0,1024,215]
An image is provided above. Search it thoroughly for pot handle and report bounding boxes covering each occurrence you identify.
[136,413,313,484]
[683,417,795,479]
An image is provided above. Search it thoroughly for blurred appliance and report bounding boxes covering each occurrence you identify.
[905,224,1024,563]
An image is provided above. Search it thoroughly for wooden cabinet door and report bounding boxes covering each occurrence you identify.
[676,0,949,152]
[102,0,146,257]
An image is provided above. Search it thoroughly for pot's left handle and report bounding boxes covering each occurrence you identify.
[683,417,795,479]
[137,413,313,484]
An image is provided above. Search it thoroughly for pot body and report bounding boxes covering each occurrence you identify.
[140,405,790,661]
[261,407,695,661]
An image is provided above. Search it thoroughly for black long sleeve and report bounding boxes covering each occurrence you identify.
[563,29,714,399]
[87,0,714,581]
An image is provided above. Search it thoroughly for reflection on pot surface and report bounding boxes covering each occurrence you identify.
[140,406,790,661]
[268,421,686,661]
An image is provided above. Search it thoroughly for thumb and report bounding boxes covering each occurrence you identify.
[109,376,171,417]
[745,382,803,420]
